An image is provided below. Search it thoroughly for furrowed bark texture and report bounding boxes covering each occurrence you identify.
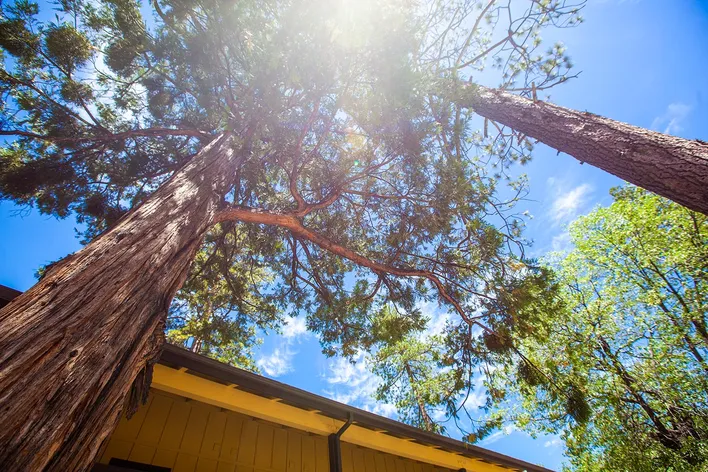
[464,86,708,215]
[0,133,236,471]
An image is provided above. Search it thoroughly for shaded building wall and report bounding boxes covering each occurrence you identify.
[97,389,455,472]
[341,442,454,472]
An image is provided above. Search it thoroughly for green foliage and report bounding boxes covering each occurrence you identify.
[102,0,147,74]
[0,0,581,404]
[489,187,708,471]
[0,17,38,61]
[44,24,92,72]
[166,222,281,370]
[372,333,457,434]
[60,79,94,104]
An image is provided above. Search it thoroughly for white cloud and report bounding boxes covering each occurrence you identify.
[256,346,296,377]
[430,407,449,423]
[418,300,451,339]
[479,425,517,446]
[651,102,692,135]
[255,314,309,377]
[372,403,399,417]
[551,231,572,252]
[549,183,593,224]
[282,315,308,338]
[461,386,487,411]
[326,351,371,386]
[532,177,593,256]
[544,437,563,448]
[322,351,398,418]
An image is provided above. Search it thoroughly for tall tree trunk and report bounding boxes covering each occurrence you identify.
[404,362,435,432]
[461,86,708,215]
[0,133,236,471]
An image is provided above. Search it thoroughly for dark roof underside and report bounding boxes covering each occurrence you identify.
[0,284,22,309]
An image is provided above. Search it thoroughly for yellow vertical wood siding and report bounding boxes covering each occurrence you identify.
[151,365,515,471]
[98,390,455,472]
[340,443,452,472]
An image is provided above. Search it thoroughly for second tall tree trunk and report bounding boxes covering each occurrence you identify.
[462,85,708,215]
[0,133,236,471]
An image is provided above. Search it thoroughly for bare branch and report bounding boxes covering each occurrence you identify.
[0,127,210,143]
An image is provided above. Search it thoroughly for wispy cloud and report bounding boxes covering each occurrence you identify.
[418,300,451,339]
[479,425,517,446]
[551,231,572,252]
[549,183,593,224]
[282,315,308,338]
[256,345,296,377]
[323,351,398,418]
[651,102,692,135]
[544,437,563,448]
[256,314,310,377]
[534,177,594,256]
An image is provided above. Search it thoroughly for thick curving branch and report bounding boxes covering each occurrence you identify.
[213,206,474,325]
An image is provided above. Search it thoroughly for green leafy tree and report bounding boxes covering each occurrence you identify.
[486,187,708,471]
[372,330,457,434]
[166,222,281,370]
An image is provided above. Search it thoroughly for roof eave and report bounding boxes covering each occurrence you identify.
[160,344,554,472]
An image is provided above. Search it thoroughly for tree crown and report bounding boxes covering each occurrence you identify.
[0,0,582,421]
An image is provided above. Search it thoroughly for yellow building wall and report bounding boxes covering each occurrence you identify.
[341,443,452,472]
[98,389,454,472]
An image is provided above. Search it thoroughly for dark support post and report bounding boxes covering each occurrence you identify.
[329,413,354,472]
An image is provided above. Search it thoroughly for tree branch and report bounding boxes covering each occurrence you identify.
[0,127,210,143]
[213,206,474,324]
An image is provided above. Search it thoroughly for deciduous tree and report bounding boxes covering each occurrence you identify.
[486,187,708,471]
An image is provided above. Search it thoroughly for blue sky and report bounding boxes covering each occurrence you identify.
[1,0,707,469]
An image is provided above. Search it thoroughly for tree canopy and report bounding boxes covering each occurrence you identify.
[481,187,708,471]
[0,0,583,386]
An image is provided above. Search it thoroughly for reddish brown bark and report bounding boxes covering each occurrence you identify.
[464,86,708,215]
[404,362,435,433]
[213,207,473,323]
[0,133,236,471]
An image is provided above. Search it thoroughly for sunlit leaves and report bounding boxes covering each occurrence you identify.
[372,334,456,434]
[490,187,708,471]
